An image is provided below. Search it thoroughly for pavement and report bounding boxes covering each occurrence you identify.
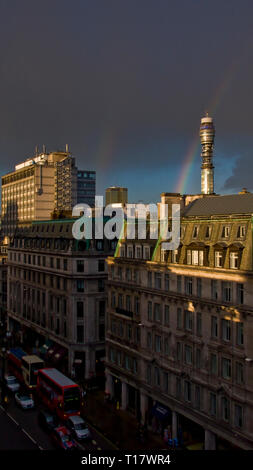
[82,389,167,451]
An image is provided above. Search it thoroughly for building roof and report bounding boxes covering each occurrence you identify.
[39,368,77,388]
[182,194,253,217]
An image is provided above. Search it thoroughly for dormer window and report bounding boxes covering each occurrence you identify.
[192,226,199,239]
[215,251,223,268]
[127,245,133,258]
[119,245,125,257]
[172,249,179,263]
[187,249,204,266]
[230,252,239,269]
[237,225,246,238]
[205,225,211,238]
[222,225,230,238]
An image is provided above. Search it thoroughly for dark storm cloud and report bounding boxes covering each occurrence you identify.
[223,152,253,191]
[0,0,253,198]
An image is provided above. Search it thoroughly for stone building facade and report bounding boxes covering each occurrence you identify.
[7,218,116,382]
[105,193,253,450]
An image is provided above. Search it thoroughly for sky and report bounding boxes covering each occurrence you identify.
[1,0,253,203]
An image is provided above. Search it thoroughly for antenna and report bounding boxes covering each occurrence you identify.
[35,145,38,156]
[66,144,69,153]
[42,144,46,154]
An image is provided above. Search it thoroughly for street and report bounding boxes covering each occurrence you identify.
[0,391,116,451]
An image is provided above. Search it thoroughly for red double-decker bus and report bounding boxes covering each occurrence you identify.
[7,348,27,383]
[36,368,81,420]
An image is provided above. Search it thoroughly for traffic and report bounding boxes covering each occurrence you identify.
[0,347,98,450]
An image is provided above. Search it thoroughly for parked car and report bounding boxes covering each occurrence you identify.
[66,415,91,441]
[51,426,77,450]
[4,375,20,392]
[15,392,34,409]
[38,410,59,433]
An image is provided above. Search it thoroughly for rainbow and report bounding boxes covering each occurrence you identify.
[174,133,199,194]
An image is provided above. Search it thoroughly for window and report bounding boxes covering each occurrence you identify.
[210,354,217,375]
[119,245,125,257]
[185,277,193,295]
[185,310,193,331]
[184,381,191,402]
[77,280,84,292]
[164,274,170,290]
[210,393,217,416]
[164,337,169,356]
[144,246,150,260]
[196,312,202,336]
[215,251,223,268]
[192,226,199,238]
[172,249,178,263]
[126,268,132,282]
[127,245,133,258]
[118,294,123,309]
[154,367,160,387]
[236,362,244,385]
[222,282,232,302]
[237,283,244,305]
[135,246,142,259]
[155,335,162,353]
[126,295,131,312]
[187,250,204,266]
[134,297,140,315]
[205,225,211,238]
[98,280,104,292]
[155,272,162,289]
[211,316,218,338]
[177,308,182,329]
[164,305,170,325]
[185,345,193,365]
[77,301,84,318]
[230,252,239,269]
[77,260,84,272]
[163,372,169,394]
[221,226,230,238]
[221,397,230,421]
[154,303,161,322]
[56,258,60,269]
[63,259,68,271]
[76,325,84,343]
[98,260,105,272]
[96,240,103,251]
[148,271,152,288]
[50,257,54,268]
[177,275,182,293]
[237,225,246,238]
[234,405,243,428]
[147,301,152,321]
[176,377,181,398]
[211,280,218,300]
[195,385,201,410]
[222,357,231,379]
[222,319,231,341]
[197,278,202,298]
[147,365,152,384]
[236,322,244,346]
[111,292,116,308]
[196,348,201,369]
[147,332,152,349]
[176,342,182,361]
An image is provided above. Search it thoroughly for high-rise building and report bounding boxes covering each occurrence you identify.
[105,187,128,206]
[1,149,96,236]
[77,170,96,207]
[200,112,215,195]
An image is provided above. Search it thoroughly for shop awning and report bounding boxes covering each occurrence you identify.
[151,403,171,421]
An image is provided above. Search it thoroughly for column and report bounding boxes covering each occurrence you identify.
[68,348,74,376]
[121,382,128,410]
[172,411,178,439]
[205,429,216,450]
[85,347,95,379]
[105,370,113,396]
[140,392,148,425]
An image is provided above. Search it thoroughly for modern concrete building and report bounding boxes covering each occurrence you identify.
[7,218,116,383]
[1,149,96,236]
[77,170,96,208]
[105,192,253,450]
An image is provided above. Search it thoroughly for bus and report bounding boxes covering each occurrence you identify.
[7,348,44,390]
[7,348,27,383]
[21,355,44,390]
[36,368,81,420]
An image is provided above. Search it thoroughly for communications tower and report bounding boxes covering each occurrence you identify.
[199,112,215,194]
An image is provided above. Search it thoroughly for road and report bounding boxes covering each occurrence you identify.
[0,390,116,451]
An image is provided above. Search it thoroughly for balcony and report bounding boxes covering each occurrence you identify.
[115,307,133,318]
